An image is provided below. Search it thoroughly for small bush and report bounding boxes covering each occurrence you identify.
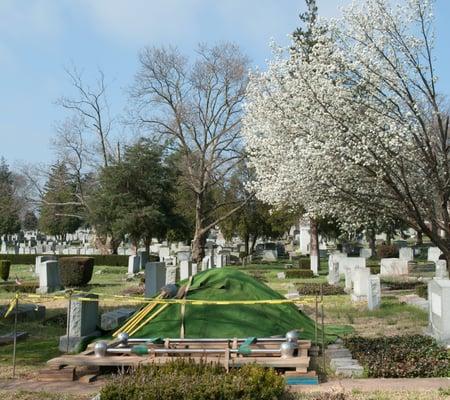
[297,283,345,296]
[0,254,132,267]
[368,265,380,274]
[100,359,287,400]
[298,258,310,269]
[344,335,450,378]
[381,280,423,291]
[377,244,399,258]
[415,283,428,299]
[59,257,94,288]
[286,269,314,279]
[0,260,11,281]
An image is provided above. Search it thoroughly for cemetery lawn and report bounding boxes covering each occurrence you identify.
[0,260,435,380]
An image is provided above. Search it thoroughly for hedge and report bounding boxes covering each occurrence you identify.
[100,360,287,400]
[59,257,94,287]
[344,335,450,378]
[286,269,314,279]
[0,254,159,267]
[297,283,345,296]
[0,260,11,281]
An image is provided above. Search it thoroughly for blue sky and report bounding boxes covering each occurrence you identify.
[0,0,449,167]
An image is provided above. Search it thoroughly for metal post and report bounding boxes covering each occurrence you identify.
[66,290,72,353]
[12,295,18,378]
[321,284,325,372]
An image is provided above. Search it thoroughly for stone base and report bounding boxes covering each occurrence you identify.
[0,304,46,322]
[59,330,101,353]
[100,308,136,331]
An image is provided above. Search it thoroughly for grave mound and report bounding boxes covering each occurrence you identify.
[128,268,348,340]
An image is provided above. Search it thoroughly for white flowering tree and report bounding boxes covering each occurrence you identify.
[244,0,450,263]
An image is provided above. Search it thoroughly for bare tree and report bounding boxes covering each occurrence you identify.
[131,43,251,261]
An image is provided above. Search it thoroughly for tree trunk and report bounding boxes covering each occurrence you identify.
[250,235,258,254]
[309,217,319,276]
[416,230,423,245]
[244,234,250,256]
[367,229,376,258]
[192,191,207,263]
[386,232,392,246]
[144,238,151,255]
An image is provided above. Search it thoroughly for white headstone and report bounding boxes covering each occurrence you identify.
[202,256,211,270]
[351,268,371,302]
[359,248,372,259]
[37,260,61,294]
[215,254,225,268]
[179,260,192,280]
[428,278,450,344]
[344,267,352,293]
[367,275,381,310]
[327,261,340,286]
[165,266,179,285]
[176,247,191,263]
[399,247,414,262]
[145,262,166,297]
[428,247,443,263]
[339,257,366,275]
[436,260,449,279]
[191,263,198,276]
[158,246,170,261]
[262,249,278,261]
[380,258,410,276]
[127,255,140,275]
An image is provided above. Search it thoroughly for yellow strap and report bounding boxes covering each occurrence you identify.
[128,303,170,337]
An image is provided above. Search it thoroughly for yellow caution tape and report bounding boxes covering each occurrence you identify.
[4,294,19,318]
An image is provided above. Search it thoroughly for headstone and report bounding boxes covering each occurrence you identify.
[435,260,449,279]
[127,255,141,275]
[176,247,191,263]
[59,293,100,352]
[359,248,372,259]
[35,255,57,276]
[180,260,192,280]
[262,249,278,261]
[100,308,136,331]
[380,258,410,276]
[145,262,166,297]
[327,261,340,286]
[0,241,6,254]
[399,247,414,262]
[137,251,149,270]
[344,267,352,293]
[0,303,45,321]
[367,275,381,310]
[158,246,170,261]
[165,266,179,285]
[339,257,366,275]
[428,278,450,344]
[191,263,198,276]
[36,260,61,294]
[428,247,443,263]
[216,254,225,268]
[351,268,371,302]
[202,256,211,271]
[277,272,286,280]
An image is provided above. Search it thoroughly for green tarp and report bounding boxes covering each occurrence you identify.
[128,268,351,342]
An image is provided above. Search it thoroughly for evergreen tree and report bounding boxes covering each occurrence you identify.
[0,158,21,236]
[39,162,82,239]
[90,138,186,253]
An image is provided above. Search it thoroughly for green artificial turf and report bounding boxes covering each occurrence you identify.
[129,268,351,342]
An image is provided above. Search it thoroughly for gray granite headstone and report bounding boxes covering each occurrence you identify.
[127,255,140,275]
[59,293,100,352]
[100,308,135,331]
[145,262,166,297]
[179,260,192,280]
[36,260,61,294]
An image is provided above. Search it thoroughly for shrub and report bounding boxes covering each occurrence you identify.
[298,258,310,269]
[344,335,450,378]
[368,265,380,274]
[59,257,94,288]
[376,244,399,258]
[381,280,423,290]
[100,359,287,400]
[297,283,345,296]
[286,269,314,279]
[415,283,428,299]
[0,254,132,267]
[0,260,11,281]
